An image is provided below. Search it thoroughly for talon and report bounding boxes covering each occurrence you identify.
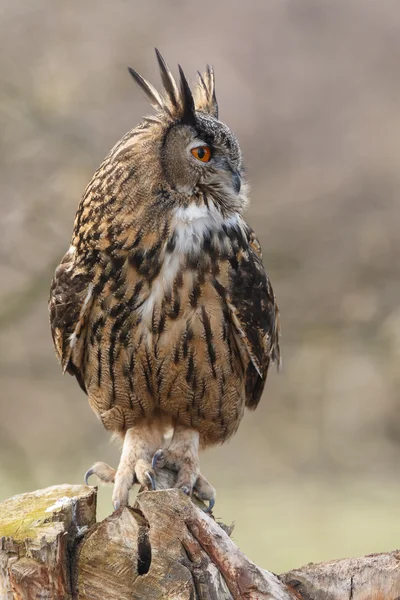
[84,468,95,486]
[145,471,156,490]
[113,500,121,511]
[83,461,116,485]
[193,473,216,513]
[152,449,164,469]
[180,485,191,496]
[76,525,89,539]
[203,497,215,514]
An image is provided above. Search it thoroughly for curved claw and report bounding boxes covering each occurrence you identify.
[203,497,215,514]
[145,471,156,491]
[180,485,191,496]
[84,468,95,486]
[113,500,121,511]
[151,449,164,469]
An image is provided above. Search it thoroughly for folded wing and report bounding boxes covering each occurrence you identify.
[227,227,280,409]
[49,247,93,393]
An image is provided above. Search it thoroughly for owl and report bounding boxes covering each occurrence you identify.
[49,50,280,511]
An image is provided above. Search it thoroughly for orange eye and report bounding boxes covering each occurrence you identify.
[191,145,211,162]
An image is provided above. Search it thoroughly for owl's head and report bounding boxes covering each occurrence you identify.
[127,50,248,214]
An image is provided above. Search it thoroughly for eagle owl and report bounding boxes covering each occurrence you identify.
[49,50,280,511]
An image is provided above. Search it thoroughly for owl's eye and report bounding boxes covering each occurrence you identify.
[190,145,211,163]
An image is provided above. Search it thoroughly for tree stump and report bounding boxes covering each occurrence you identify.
[1,484,399,600]
[0,485,96,600]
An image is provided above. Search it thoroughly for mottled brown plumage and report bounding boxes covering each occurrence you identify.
[49,51,280,510]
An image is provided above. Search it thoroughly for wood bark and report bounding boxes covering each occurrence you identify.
[0,484,399,600]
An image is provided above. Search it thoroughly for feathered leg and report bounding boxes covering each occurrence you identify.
[110,423,164,509]
[152,424,216,512]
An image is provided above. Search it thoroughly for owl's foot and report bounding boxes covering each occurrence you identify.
[151,446,197,494]
[151,425,216,512]
[111,424,163,510]
[112,458,155,510]
[83,459,155,509]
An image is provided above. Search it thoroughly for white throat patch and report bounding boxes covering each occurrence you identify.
[172,203,240,254]
[139,203,242,321]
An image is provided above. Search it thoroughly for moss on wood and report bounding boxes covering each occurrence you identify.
[0,484,95,541]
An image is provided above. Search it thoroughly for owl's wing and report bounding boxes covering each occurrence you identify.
[49,248,93,393]
[227,226,280,409]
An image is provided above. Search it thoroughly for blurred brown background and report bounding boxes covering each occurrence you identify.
[1,0,400,572]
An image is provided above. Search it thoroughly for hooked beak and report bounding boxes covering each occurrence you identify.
[231,170,241,194]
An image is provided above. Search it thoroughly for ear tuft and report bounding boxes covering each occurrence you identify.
[154,49,180,109]
[127,66,164,110]
[178,65,196,126]
[194,65,218,118]
[128,53,204,126]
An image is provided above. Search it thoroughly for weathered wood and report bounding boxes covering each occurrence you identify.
[1,484,400,600]
[77,489,295,600]
[281,550,400,600]
[0,485,96,600]
[77,506,144,600]
[136,490,296,600]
